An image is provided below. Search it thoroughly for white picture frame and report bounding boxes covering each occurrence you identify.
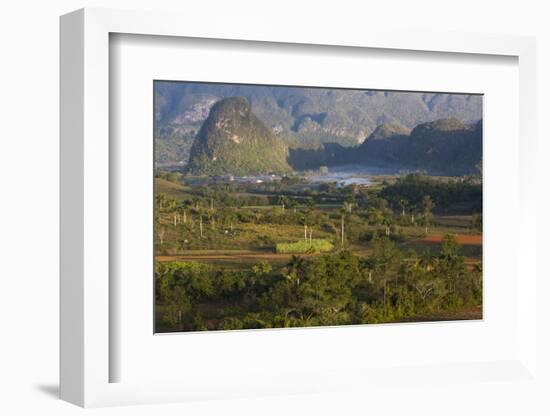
[60,7,538,408]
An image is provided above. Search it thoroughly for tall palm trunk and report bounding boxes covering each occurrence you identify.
[341,216,345,246]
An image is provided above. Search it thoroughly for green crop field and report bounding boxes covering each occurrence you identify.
[276,239,334,254]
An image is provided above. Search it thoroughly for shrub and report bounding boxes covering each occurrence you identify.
[220,317,244,330]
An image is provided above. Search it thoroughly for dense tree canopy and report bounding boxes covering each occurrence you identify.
[156,235,481,332]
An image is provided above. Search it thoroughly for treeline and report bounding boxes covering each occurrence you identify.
[155,170,183,183]
[380,174,482,214]
[155,235,482,332]
[158,172,481,215]
[178,176,349,208]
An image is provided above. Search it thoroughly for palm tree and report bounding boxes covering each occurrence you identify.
[421,195,435,234]
[472,263,483,289]
[157,226,166,245]
[398,199,408,217]
[339,206,347,247]
[286,255,306,287]
[223,208,237,232]
[343,200,354,214]
[194,205,205,238]
[155,193,168,210]
[300,214,309,242]
[359,258,375,283]
[381,213,393,236]
[277,195,289,214]
[419,251,435,272]
[193,198,201,210]
[401,252,420,284]
[207,209,216,231]
[409,204,417,225]
[180,200,192,224]
[160,199,177,226]
[287,197,298,213]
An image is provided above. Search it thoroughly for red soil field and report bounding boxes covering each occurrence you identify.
[415,234,482,245]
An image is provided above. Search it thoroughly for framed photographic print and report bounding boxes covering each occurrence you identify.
[60,8,540,409]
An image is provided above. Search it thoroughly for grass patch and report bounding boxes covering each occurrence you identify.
[155,178,193,200]
[276,239,334,254]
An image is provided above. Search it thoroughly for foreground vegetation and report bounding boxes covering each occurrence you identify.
[154,172,482,332]
[156,235,482,332]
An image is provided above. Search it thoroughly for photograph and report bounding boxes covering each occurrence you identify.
[153,81,483,333]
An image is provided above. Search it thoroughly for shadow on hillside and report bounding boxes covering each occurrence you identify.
[287,142,350,170]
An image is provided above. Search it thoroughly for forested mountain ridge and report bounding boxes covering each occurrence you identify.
[154,82,482,165]
[405,118,482,173]
[289,118,482,175]
[186,97,291,175]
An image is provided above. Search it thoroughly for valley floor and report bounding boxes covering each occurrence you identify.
[154,173,483,332]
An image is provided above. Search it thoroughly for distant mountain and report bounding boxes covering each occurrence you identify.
[405,118,482,173]
[366,123,411,141]
[186,97,291,175]
[288,118,482,175]
[356,123,411,164]
[154,82,482,164]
